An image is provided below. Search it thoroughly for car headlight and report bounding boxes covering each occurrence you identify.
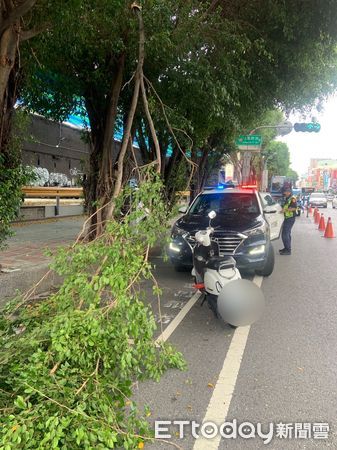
[245,221,267,237]
[169,242,182,253]
[249,244,266,255]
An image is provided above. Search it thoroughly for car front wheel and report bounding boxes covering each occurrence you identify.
[255,245,275,277]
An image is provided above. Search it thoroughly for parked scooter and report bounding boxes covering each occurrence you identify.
[192,211,265,327]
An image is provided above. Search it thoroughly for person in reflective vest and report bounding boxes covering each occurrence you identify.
[280,187,297,255]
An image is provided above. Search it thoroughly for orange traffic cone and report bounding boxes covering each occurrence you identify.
[315,211,320,224]
[309,206,313,214]
[324,217,335,238]
[318,214,326,231]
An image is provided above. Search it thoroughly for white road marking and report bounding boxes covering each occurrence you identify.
[155,291,202,345]
[193,275,263,450]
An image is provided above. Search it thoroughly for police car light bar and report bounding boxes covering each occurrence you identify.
[203,182,235,190]
[241,184,258,189]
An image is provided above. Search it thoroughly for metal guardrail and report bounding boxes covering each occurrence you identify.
[23,186,190,198]
[22,186,83,198]
[22,186,83,216]
[21,187,188,215]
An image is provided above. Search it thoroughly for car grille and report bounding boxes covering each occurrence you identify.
[184,233,245,256]
[212,233,246,256]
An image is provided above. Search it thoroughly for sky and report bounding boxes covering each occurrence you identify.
[279,94,337,176]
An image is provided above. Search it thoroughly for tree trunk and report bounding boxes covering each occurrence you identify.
[197,150,209,190]
[163,144,183,204]
[83,54,125,238]
[96,54,125,233]
[0,23,19,162]
[0,0,38,158]
[190,148,209,202]
[84,3,152,235]
[0,2,40,249]
[164,145,179,183]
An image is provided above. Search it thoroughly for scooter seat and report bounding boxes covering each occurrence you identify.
[205,256,236,271]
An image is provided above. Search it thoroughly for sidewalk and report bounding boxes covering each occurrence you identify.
[1,217,85,270]
[0,217,85,302]
[0,215,175,303]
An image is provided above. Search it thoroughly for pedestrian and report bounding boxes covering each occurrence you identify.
[279,187,298,255]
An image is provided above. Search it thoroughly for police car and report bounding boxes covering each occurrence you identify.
[169,185,284,276]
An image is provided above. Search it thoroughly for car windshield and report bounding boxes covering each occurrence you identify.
[189,193,260,217]
[310,193,326,198]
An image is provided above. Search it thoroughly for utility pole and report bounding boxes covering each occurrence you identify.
[242,152,252,185]
[261,153,277,191]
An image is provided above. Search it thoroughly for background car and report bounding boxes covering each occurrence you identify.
[309,192,328,208]
[332,196,337,209]
[168,186,284,276]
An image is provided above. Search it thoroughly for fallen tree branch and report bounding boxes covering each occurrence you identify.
[75,357,101,395]
[49,361,60,376]
[26,383,183,449]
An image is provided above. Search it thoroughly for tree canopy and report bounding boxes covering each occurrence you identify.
[6,0,337,227]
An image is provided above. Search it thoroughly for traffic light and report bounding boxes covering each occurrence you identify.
[294,122,321,132]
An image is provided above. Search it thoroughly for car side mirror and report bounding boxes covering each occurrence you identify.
[178,205,188,214]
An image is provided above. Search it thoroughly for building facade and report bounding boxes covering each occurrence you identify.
[22,115,132,186]
[300,158,337,191]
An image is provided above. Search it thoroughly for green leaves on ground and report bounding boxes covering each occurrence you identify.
[0,171,185,449]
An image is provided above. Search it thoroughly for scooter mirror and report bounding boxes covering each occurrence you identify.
[208,210,217,219]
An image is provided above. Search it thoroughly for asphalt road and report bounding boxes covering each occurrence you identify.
[134,205,337,450]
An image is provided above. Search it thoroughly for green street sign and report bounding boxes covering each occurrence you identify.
[236,135,262,146]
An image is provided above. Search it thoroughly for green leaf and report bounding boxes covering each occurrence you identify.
[14,396,27,409]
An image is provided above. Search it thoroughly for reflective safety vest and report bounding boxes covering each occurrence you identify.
[283,196,297,219]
